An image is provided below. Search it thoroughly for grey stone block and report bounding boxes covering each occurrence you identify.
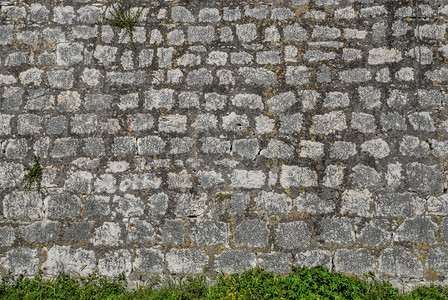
[376,193,419,217]
[54,6,75,24]
[137,136,166,156]
[427,248,448,272]
[93,174,116,194]
[296,193,335,214]
[0,226,15,247]
[77,6,101,24]
[357,220,391,247]
[3,87,24,110]
[99,250,132,277]
[283,24,307,40]
[295,250,332,270]
[47,70,74,89]
[64,171,92,194]
[275,221,311,250]
[159,115,187,133]
[83,94,112,111]
[43,246,96,276]
[5,139,28,160]
[196,171,224,189]
[3,191,41,220]
[255,192,290,217]
[407,162,443,194]
[286,66,309,85]
[17,114,41,135]
[166,249,208,273]
[70,114,97,135]
[171,6,195,23]
[280,165,317,189]
[93,222,122,246]
[330,141,357,160]
[260,139,294,159]
[239,67,277,85]
[319,218,355,246]
[1,249,38,275]
[83,137,105,157]
[341,189,372,217]
[189,219,228,246]
[399,136,430,157]
[134,248,165,274]
[231,170,265,189]
[119,173,161,192]
[188,26,215,43]
[215,250,256,273]
[128,218,155,243]
[379,248,423,277]
[393,217,437,244]
[279,113,303,134]
[21,220,60,243]
[235,219,269,248]
[334,249,376,275]
[361,139,390,159]
[258,252,292,273]
[0,25,13,45]
[45,193,81,219]
[380,112,407,131]
[30,4,49,21]
[300,140,324,158]
[83,195,110,218]
[408,112,435,132]
[388,90,408,108]
[222,112,249,132]
[352,113,377,133]
[192,114,218,132]
[0,115,12,135]
[162,219,184,245]
[350,164,381,189]
[157,47,174,68]
[63,221,91,241]
[114,194,144,217]
[57,43,83,66]
[112,137,136,156]
[232,139,259,159]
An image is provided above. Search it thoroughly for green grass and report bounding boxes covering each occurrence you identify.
[1,266,447,299]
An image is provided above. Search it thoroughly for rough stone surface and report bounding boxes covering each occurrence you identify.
[0,0,446,288]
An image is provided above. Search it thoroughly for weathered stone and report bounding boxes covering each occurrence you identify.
[260,139,294,159]
[255,192,290,217]
[407,162,443,194]
[134,248,164,274]
[188,26,215,43]
[21,220,60,243]
[311,111,347,134]
[189,219,228,246]
[93,222,122,246]
[295,250,332,270]
[319,218,355,246]
[300,140,324,158]
[239,67,277,85]
[1,249,38,275]
[3,191,42,220]
[361,139,390,159]
[393,217,437,244]
[350,164,381,189]
[167,249,208,273]
[357,220,391,247]
[127,218,155,243]
[235,220,269,248]
[275,221,310,250]
[323,165,345,188]
[216,250,256,273]
[44,246,95,276]
[222,112,249,132]
[47,71,74,89]
[231,170,265,189]
[280,166,317,188]
[279,113,303,134]
[341,189,372,217]
[379,248,423,277]
[45,193,81,219]
[335,249,376,275]
[283,24,307,40]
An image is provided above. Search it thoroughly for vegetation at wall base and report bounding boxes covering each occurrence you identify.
[1,266,448,299]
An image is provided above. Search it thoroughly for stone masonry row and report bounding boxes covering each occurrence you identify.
[1,0,448,288]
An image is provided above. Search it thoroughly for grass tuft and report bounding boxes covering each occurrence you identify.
[107,3,143,46]
[1,266,448,299]
[22,156,43,191]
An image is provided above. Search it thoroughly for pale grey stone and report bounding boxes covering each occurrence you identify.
[312,26,341,39]
[198,8,220,22]
[408,112,435,132]
[283,24,307,40]
[220,26,233,42]
[264,25,280,42]
[335,7,356,19]
[137,136,166,156]
[231,94,263,110]
[399,136,430,157]
[94,45,117,64]
[407,162,443,193]
[3,191,41,220]
[31,4,49,21]
[323,165,345,188]
[25,89,55,111]
[335,249,376,275]
[276,221,310,250]
[279,113,303,134]
[45,193,81,219]
[5,139,28,160]
[147,193,168,216]
[167,249,208,273]
[0,25,13,45]
[223,7,241,21]
[236,23,257,42]
[99,250,132,277]
[77,6,101,24]
[311,111,347,134]
[368,48,402,64]
[128,218,155,243]
[189,219,227,246]
[394,217,437,244]
[235,219,269,248]
[134,248,164,273]
[159,114,187,133]
[21,220,60,243]
[350,164,381,189]
[111,137,136,156]
[255,191,290,217]
[170,137,194,154]
[416,24,446,39]
[244,5,268,19]
[341,189,372,217]
[361,138,390,159]
[201,137,230,154]
[256,51,281,65]
[304,50,336,62]
[320,218,355,246]
[376,193,419,217]
[83,195,110,218]
[215,250,256,273]
[359,86,381,109]
[157,47,174,68]
[83,137,105,157]
[93,222,122,246]
[54,6,75,24]
[57,43,83,66]
[187,26,215,43]
[300,140,324,158]
[17,114,41,135]
[286,66,309,85]
[296,193,335,214]
[1,249,38,275]
[205,51,227,66]
[239,67,277,85]
[280,165,318,188]
[427,248,448,272]
[357,220,391,246]
[162,219,184,245]
[0,115,12,135]
[231,170,265,189]
[258,252,292,274]
[260,139,294,159]
[17,31,39,46]
[177,53,201,67]
[43,246,95,276]
[231,52,253,65]
[330,141,357,160]
[379,248,422,277]
[186,68,213,85]
[70,114,97,135]
[178,92,199,108]
[426,67,448,82]
[43,28,65,43]
[196,171,224,189]
[5,52,27,66]
[64,171,92,194]
[2,6,26,20]
[47,70,74,89]
[0,226,15,247]
[144,88,174,110]
[119,173,161,192]
[171,6,195,23]
[93,174,116,194]
[255,116,275,134]
[340,68,371,83]
[351,112,377,133]
[295,250,332,270]
[324,92,349,108]
[267,91,296,112]
[192,114,218,132]
[19,68,43,86]
[222,112,249,132]
[381,112,407,131]
[167,170,192,189]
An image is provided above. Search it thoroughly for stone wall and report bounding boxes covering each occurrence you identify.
[1,0,448,289]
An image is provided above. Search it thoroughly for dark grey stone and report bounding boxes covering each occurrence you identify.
[235,220,269,248]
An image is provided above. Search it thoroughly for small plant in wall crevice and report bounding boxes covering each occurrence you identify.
[22,156,43,191]
[107,2,144,46]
